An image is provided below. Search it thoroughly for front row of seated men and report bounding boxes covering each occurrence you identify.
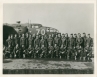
[3,43,92,61]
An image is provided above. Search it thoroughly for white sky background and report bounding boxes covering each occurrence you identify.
[3,4,94,37]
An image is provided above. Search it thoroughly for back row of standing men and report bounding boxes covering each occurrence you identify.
[5,33,93,48]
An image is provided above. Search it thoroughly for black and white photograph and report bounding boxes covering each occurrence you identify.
[2,2,96,74]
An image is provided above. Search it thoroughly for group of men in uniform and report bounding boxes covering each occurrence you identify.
[3,32,93,61]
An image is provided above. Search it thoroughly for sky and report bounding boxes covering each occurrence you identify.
[3,4,94,37]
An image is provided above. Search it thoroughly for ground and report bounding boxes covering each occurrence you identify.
[3,59,94,74]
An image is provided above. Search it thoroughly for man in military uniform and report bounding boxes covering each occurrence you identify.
[32,34,36,47]
[73,34,78,60]
[69,34,74,48]
[76,45,83,60]
[53,44,59,58]
[61,33,65,46]
[87,34,93,47]
[6,35,11,47]
[54,34,59,46]
[76,33,83,47]
[25,33,29,48]
[59,44,67,59]
[20,34,26,47]
[83,45,89,61]
[34,35,40,47]
[47,34,54,46]
[5,34,14,58]
[86,34,93,61]
[13,44,20,58]
[10,34,15,48]
[77,33,84,60]
[20,45,27,58]
[5,45,13,58]
[64,33,69,52]
[34,45,41,58]
[64,33,69,59]
[58,33,61,38]
[6,34,15,48]
[38,34,41,41]
[48,43,54,58]
[40,36,47,47]
[57,33,62,47]
[32,34,36,39]
[18,34,21,46]
[82,33,87,49]
[85,45,92,61]
[14,34,20,47]
[40,44,47,58]
[44,34,48,47]
[74,34,77,48]
[51,33,55,40]
[73,46,78,60]
[27,45,34,58]
[69,34,75,60]
[28,34,34,47]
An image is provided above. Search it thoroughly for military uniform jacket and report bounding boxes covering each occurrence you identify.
[13,46,20,54]
[48,46,54,51]
[77,47,83,53]
[10,38,15,47]
[35,46,41,53]
[69,37,75,47]
[26,37,29,47]
[47,38,54,46]
[54,37,59,44]
[14,37,20,45]
[76,37,83,46]
[28,37,33,45]
[64,37,69,47]
[6,46,13,53]
[61,37,66,46]
[60,46,66,52]
[84,47,92,53]
[40,39,47,47]
[34,39,40,46]
[21,47,26,54]
[20,37,26,46]
[74,37,77,47]
[6,39,11,46]
[87,37,93,47]
[54,46,59,51]
[82,36,87,47]
[41,47,47,53]
[6,39,15,47]
[27,47,34,52]
[58,37,62,47]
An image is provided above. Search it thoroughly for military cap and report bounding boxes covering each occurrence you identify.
[17,21,21,23]
[83,32,86,34]
[62,33,65,35]
[78,33,80,34]
[71,34,73,35]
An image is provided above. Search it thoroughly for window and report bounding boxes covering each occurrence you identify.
[50,29,54,32]
[32,26,34,28]
[47,28,49,32]
[35,26,39,28]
